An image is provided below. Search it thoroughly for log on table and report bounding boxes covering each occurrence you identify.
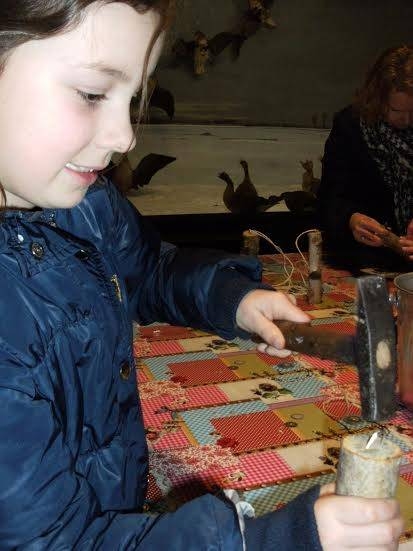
[336,433,402,498]
[308,230,323,304]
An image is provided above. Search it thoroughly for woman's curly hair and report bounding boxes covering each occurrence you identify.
[354,45,413,124]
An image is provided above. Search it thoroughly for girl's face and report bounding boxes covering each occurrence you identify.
[0,2,162,209]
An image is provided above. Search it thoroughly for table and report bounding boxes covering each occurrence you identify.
[133,253,413,546]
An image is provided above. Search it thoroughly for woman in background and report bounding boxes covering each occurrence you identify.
[318,45,413,267]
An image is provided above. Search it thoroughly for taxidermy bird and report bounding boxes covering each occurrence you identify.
[107,153,176,195]
[300,159,321,195]
[130,76,174,123]
[219,160,280,213]
[277,190,317,214]
[171,30,234,75]
[230,0,277,58]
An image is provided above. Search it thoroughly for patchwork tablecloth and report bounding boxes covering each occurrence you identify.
[134,254,413,543]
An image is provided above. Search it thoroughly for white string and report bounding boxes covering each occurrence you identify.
[247,228,321,294]
[295,228,320,269]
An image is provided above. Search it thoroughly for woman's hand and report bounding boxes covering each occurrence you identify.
[235,289,310,357]
[315,484,404,550]
[399,219,413,260]
[349,213,385,246]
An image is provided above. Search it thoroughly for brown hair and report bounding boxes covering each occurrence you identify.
[354,45,413,124]
[0,0,174,207]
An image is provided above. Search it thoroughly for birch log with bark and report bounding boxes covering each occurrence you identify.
[336,433,402,498]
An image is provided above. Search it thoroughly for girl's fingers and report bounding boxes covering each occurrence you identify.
[318,495,400,525]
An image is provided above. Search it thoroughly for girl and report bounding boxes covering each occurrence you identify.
[0,2,403,549]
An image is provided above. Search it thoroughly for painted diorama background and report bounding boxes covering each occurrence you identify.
[154,1,412,127]
[127,1,411,237]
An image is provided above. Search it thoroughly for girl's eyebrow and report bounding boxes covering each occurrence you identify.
[76,61,130,82]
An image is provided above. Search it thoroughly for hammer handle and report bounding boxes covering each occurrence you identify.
[275,321,354,364]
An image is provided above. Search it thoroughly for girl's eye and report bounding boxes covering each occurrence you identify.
[77,90,106,105]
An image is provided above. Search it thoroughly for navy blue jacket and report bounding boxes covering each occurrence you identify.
[0,181,321,549]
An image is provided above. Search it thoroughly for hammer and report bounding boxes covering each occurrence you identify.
[267,276,397,422]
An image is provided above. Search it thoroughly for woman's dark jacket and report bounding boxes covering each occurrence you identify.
[317,106,398,250]
[0,180,321,550]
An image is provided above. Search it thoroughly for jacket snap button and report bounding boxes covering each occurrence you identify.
[120,361,131,380]
[76,249,89,261]
[31,242,44,259]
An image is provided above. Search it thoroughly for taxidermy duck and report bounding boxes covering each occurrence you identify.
[300,159,321,195]
[278,190,317,214]
[219,160,280,213]
[107,153,176,195]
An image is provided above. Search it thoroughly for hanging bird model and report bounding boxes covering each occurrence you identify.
[171,30,234,76]
[218,160,280,213]
[230,0,277,58]
[107,153,176,195]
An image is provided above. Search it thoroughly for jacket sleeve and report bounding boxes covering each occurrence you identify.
[317,108,368,246]
[245,486,322,551]
[104,182,270,340]
[0,374,240,549]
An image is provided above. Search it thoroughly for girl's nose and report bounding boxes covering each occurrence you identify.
[96,107,136,154]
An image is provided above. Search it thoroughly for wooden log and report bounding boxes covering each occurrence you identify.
[336,433,402,498]
[378,228,410,259]
[241,230,260,256]
[308,271,322,305]
[308,230,323,304]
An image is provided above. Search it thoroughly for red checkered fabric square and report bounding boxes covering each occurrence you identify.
[402,472,413,486]
[169,468,229,490]
[147,340,185,357]
[296,297,320,311]
[136,368,150,384]
[390,410,413,425]
[328,292,354,303]
[182,386,229,409]
[224,450,295,488]
[141,396,172,428]
[256,352,296,366]
[146,474,164,502]
[334,369,358,385]
[299,354,337,369]
[152,429,190,450]
[212,411,301,453]
[315,398,360,420]
[169,358,238,387]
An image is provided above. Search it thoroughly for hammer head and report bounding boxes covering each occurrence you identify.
[356,275,397,422]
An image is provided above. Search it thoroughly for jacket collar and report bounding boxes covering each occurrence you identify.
[0,209,92,278]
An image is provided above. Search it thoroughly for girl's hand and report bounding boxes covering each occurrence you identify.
[315,484,404,550]
[349,213,385,247]
[235,289,310,357]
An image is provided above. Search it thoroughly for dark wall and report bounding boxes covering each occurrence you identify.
[155,1,413,127]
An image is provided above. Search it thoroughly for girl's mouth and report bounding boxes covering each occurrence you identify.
[65,162,101,185]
